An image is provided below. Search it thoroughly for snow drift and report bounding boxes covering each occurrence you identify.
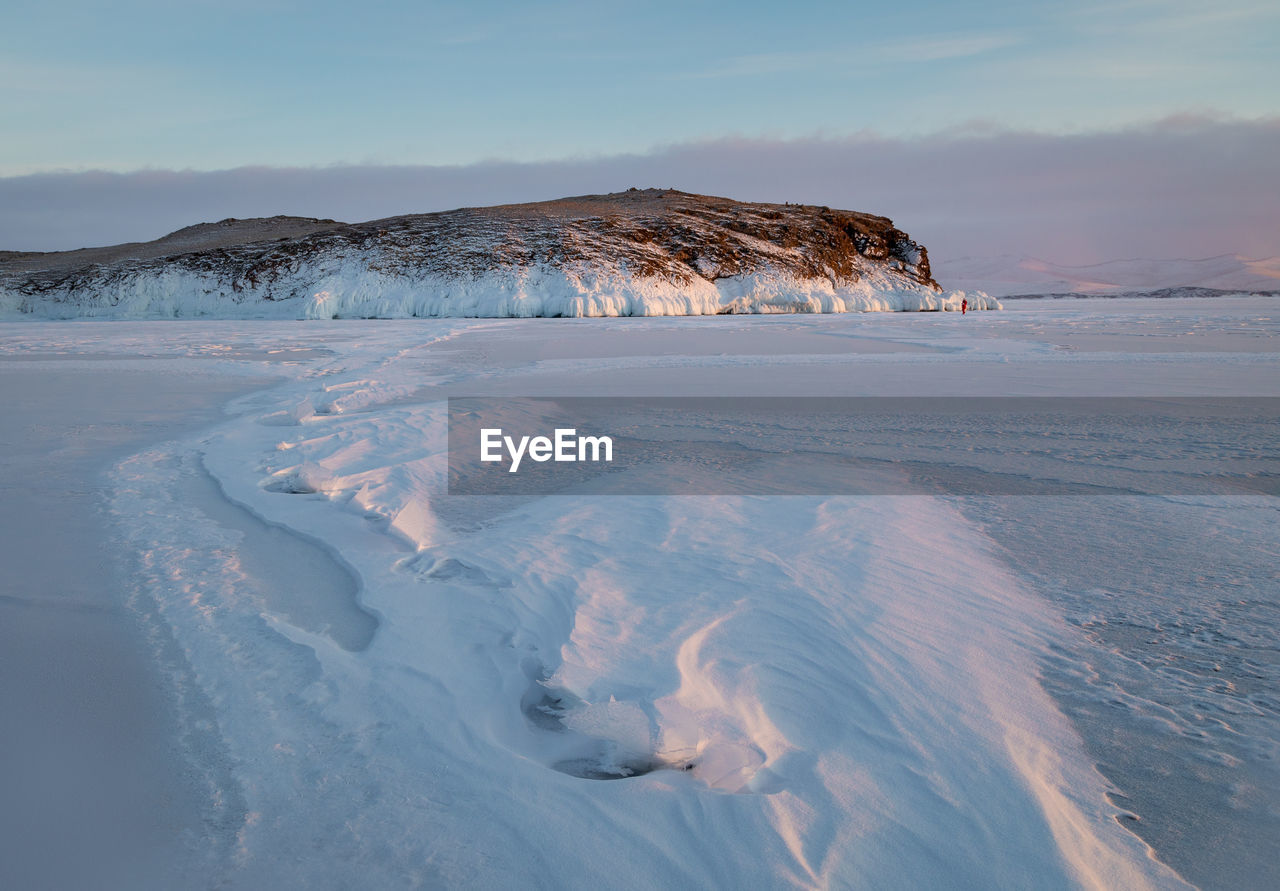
[0,189,997,319]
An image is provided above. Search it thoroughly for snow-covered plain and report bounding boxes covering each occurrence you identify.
[2,298,1277,889]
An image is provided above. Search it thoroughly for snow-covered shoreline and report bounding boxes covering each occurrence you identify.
[0,264,997,320]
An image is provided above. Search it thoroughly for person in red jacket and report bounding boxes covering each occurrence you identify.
[961,298,968,315]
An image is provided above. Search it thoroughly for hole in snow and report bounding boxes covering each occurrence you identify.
[264,473,317,494]
[519,671,692,781]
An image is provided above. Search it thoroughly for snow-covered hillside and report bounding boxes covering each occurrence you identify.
[0,190,995,319]
[934,253,1280,298]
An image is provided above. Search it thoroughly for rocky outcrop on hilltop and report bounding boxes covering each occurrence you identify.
[1,189,997,318]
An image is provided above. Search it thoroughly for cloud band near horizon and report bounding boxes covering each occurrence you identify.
[3,116,1277,267]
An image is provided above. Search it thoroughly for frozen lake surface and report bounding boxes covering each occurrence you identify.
[1,299,1277,889]
[0,368,271,889]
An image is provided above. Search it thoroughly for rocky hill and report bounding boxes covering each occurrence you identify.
[1,189,996,319]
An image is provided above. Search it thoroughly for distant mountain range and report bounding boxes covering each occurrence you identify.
[0,190,995,319]
[933,254,1280,298]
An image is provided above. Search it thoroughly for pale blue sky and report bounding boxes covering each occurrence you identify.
[3,0,1278,175]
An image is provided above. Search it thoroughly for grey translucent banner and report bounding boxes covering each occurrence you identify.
[447,397,1280,496]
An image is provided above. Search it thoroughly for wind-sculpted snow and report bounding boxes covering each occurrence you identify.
[0,190,997,318]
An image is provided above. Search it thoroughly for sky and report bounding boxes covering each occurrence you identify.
[3,0,1278,261]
